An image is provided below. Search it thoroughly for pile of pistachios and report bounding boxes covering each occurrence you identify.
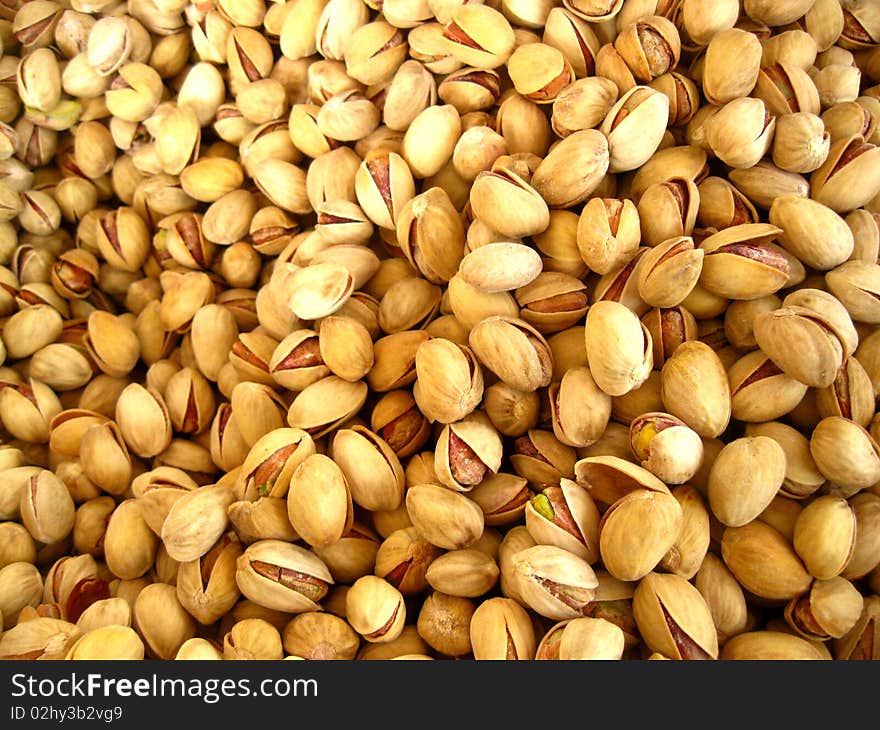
[1,0,880,662]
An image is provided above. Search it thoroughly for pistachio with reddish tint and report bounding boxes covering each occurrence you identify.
[434,412,502,492]
[469,472,533,527]
[235,540,333,614]
[629,412,703,486]
[524,479,600,564]
[512,544,598,621]
[354,149,415,230]
[470,596,535,660]
[442,5,515,70]
[634,572,719,660]
[728,350,809,424]
[698,224,790,302]
[236,428,315,501]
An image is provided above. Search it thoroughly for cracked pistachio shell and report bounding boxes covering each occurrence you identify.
[769,194,854,270]
[721,630,827,660]
[354,149,415,230]
[826,261,880,325]
[469,472,532,527]
[728,350,809,423]
[20,469,74,545]
[286,376,368,439]
[811,135,880,214]
[531,129,610,208]
[785,576,863,641]
[636,235,703,309]
[406,483,485,550]
[0,617,80,660]
[434,411,503,492]
[600,85,669,173]
[549,365,611,448]
[754,306,847,388]
[637,177,699,248]
[585,300,653,397]
[629,412,704,486]
[469,316,553,393]
[721,521,812,601]
[236,427,316,501]
[599,488,683,582]
[235,539,333,614]
[84,310,140,377]
[115,384,172,459]
[706,97,775,169]
[396,185,464,284]
[512,544,598,621]
[614,15,680,84]
[576,197,640,276]
[507,42,574,104]
[227,497,299,545]
[535,616,625,660]
[833,595,880,660]
[708,436,786,527]
[793,494,857,580]
[288,453,353,549]
[468,167,550,239]
[176,535,243,625]
[470,596,535,660]
[441,5,515,70]
[346,575,406,643]
[524,478,600,564]
[161,484,234,563]
[698,224,790,301]
[331,426,405,512]
[661,341,731,438]
[131,467,199,536]
[269,330,328,392]
[574,454,669,507]
[633,572,719,660]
